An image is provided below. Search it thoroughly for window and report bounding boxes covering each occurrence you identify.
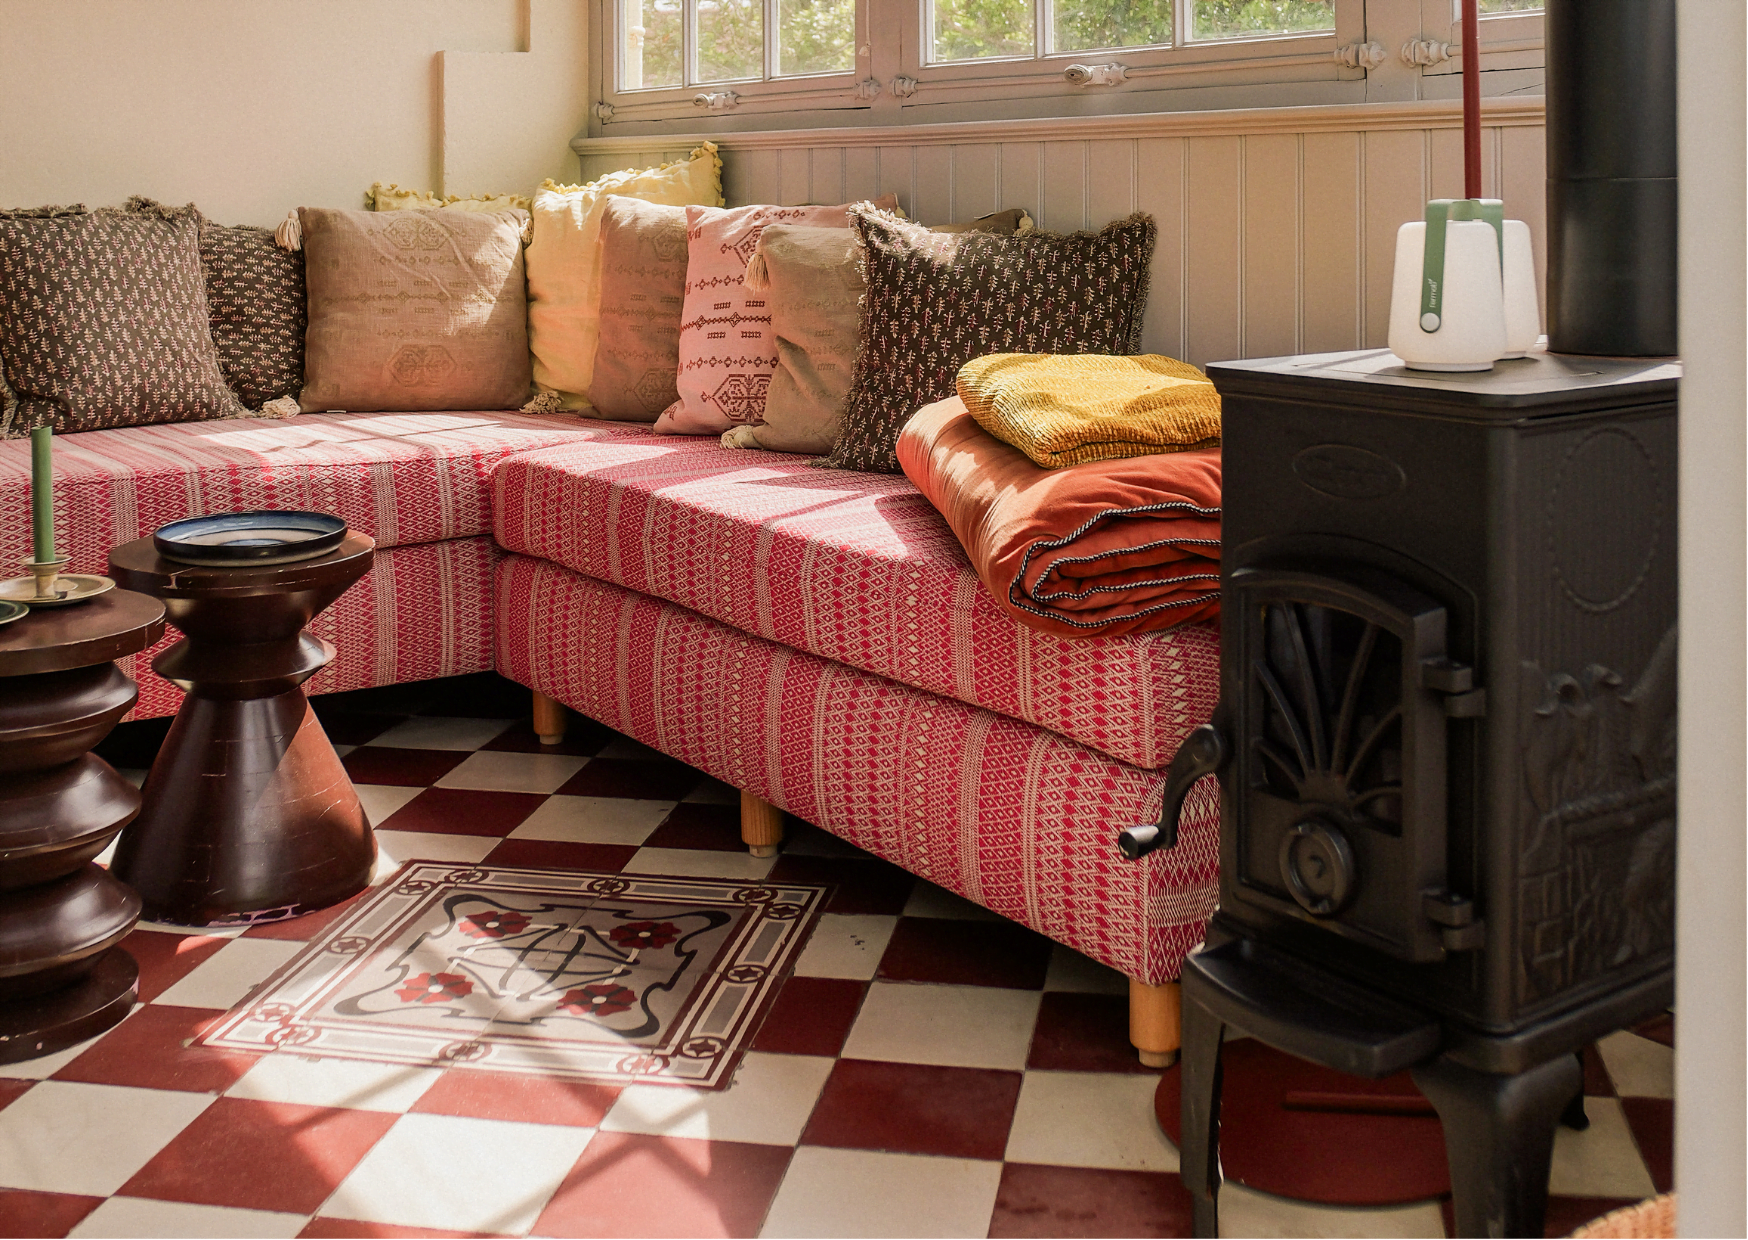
[596,0,1542,126]
[923,1,1337,65]
[617,0,858,89]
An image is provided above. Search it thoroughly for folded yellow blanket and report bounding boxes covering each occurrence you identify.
[956,353,1222,469]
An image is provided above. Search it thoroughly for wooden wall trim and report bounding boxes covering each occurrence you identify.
[571,98,1543,158]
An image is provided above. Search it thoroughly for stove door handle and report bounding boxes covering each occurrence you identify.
[1119,722,1229,860]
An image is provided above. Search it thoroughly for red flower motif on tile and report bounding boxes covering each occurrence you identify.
[396,972,474,1005]
[458,909,531,939]
[607,920,680,951]
[557,984,638,1018]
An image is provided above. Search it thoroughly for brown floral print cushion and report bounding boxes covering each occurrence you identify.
[817,208,1156,475]
[0,202,246,436]
[196,210,306,411]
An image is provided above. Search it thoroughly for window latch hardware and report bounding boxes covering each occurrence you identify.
[1064,63,1128,87]
[694,90,740,111]
[1334,41,1388,71]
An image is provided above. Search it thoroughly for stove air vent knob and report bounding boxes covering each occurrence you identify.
[1279,819,1357,917]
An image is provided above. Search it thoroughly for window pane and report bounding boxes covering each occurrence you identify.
[1053,0,1171,53]
[932,0,1034,62]
[1477,0,1541,11]
[779,0,855,74]
[1188,0,1332,41]
[697,0,764,82]
[624,0,682,88]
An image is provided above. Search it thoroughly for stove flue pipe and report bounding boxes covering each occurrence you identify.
[1545,0,1678,357]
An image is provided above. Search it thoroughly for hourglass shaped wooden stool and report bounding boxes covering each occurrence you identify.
[0,589,164,1062]
[108,533,377,927]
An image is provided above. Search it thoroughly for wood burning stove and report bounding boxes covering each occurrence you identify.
[1126,350,1678,1237]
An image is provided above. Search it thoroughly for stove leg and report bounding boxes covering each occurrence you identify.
[1560,1053,1589,1130]
[1411,1052,1581,1239]
[1179,993,1225,1239]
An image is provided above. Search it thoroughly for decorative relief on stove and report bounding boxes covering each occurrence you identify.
[1548,427,1662,614]
[1292,445,1407,501]
[1254,601,1405,829]
[1516,625,1676,1005]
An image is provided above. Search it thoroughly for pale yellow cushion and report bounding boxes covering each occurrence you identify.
[367,183,533,212]
[525,144,723,412]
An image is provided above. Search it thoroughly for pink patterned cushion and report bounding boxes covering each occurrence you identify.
[0,410,643,576]
[492,430,1219,770]
[125,535,503,720]
[496,552,1220,984]
[659,202,871,436]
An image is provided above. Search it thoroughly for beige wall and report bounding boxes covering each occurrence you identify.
[0,0,589,227]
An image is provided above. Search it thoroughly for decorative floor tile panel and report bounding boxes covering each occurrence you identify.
[202,863,824,1089]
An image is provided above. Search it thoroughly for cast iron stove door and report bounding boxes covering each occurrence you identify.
[1229,563,1483,964]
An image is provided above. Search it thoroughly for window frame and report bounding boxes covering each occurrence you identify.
[592,0,1542,129]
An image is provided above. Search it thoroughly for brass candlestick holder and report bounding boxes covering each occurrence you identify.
[0,556,114,609]
[23,555,71,601]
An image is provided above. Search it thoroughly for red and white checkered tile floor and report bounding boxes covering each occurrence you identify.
[0,673,1672,1239]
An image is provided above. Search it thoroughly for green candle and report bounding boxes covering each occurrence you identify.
[30,424,55,563]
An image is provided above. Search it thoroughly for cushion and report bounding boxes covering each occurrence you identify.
[298,206,531,412]
[491,428,1220,771]
[526,144,723,412]
[899,396,1222,638]
[368,183,533,212]
[724,209,1035,455]
[496,551,1220,987]
[655,196,898,437]
[956,352,1221,468]
[0,203,246,437]
[586,197,688,421]
[818,208,1157,474]
[721,224,858,454]
[196,212,307,412]
[0,409,642,577]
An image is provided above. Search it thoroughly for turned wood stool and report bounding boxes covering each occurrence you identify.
[108,533,377,927]
[0,589,164,1062]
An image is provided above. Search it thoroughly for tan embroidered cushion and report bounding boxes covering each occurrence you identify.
[298,206,530,412]
[586,197,688,421]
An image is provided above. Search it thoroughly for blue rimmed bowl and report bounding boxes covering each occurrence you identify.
[153,510,347,567]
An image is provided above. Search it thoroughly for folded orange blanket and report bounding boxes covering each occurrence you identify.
[898,396,1221,638]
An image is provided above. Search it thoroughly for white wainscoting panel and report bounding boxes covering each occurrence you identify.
[575,101,1546,365]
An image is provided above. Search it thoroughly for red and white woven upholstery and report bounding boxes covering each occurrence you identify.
[0,409,641,575]
[497,553,1221,984]
[0,410,629,718]
[494,433,1220,770]
[124,536,503,720]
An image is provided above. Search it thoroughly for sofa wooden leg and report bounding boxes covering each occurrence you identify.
[740,791,784,858]
[1130,977,1183,1069]
[531,690,568,746]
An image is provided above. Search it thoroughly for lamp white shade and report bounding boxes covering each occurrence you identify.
[1500,219,1541,358]
[1387,219,1506,372]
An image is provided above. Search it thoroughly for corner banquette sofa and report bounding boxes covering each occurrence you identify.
[0,261,1221,1072]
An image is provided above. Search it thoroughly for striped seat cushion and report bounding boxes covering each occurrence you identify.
[0,409,642,574]
[492,431,1219,770]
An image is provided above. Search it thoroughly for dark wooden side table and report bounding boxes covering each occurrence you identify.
[107,533,377,927]
[0,589,165,1062]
